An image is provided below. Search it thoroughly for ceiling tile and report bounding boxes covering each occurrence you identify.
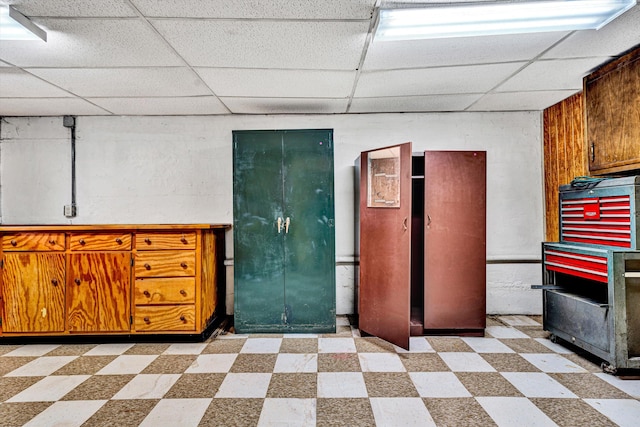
[26,68,212,97]
[132,0,376,19]
[468,90,580,111]
[0,68,72,97]
[497,57,611,92]
[151,19,369,69]
[0,19,183,67]
[196,68,356,98]
[87,96,230,115]
[220,97,349,114]
[543,6,640,59]
[355,63,526,97]
[11,0,137,17]
[0,98,110,116]
[349,94,481,113]
[363,31,569,70]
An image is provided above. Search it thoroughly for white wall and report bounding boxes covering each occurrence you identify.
[0,112,544,315]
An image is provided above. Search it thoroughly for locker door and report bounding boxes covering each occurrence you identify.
[358,142,412,350]
[424,151,486,330]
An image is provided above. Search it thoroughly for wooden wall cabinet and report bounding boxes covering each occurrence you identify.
[584,47,640,175]
[0,224,229,339]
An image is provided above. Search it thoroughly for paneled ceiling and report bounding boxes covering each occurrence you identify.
[0,0,638,116]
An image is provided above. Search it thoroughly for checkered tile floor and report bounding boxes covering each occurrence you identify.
[1,315,640,426]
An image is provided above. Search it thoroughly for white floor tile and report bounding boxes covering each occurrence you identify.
[22,400,107,427]
[358,353,406,372]
[215,373,272,398]
[395,337,435,353]
[7,375,90,402]
[502,372,577,398]
[499,316,541,326]
[82,343,134,356]
[521,353,587,373]
[594,373,640,398]
[139,398,211,427]
[476,397,557,427]
[1,344,60,357]
[462,337,515,353]
[585,399,640,427]
[439,352,496,372]
[240,338,283,353]
[185,354,238,373]
[162,343,207,355]
[112,374,181,399]
[283,333,318,338]
[486,326,530,339]
[370,397,436,427]
[534,338,573,354]
[258,398,316,427]
[318,337,356,353]
[96,355,158,375]
[5,356,78,377]
[410,372,472,398]
[317,372,367,398]
[274,354,317,373]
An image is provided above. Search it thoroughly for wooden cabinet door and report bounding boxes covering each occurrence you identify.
[358,142,412,350]
[67,252,131,332]
[1,253,65,332]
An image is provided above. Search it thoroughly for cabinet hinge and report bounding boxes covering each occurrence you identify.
[131,256,134,267]
[130,316,133,325]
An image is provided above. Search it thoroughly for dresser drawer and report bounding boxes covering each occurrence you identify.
[70,233,132,251]
[2,233,65,251]
[135,305,196,331]
[136,232,197,250]
[135,278,195,305]
[135,250,196,277]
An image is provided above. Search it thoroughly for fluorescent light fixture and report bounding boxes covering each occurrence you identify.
[0,4,47,41]
[375,0,636,41]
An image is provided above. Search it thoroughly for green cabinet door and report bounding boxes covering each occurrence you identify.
[233,129,336,333]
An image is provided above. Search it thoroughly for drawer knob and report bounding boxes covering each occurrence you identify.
[181,237,188,244]
[116,238,123,244]
[79,239,86,245]
[180,262,188,268]
[180,289,187,296]
[51,278,58,286]
[74,278,81,285]
[49,239,56,245]
[143,290,150,297]
[144,317,150,323]
[144,263,151,270]
[10,240,17,246]
[180,315,186,322]
[144,238,151,244]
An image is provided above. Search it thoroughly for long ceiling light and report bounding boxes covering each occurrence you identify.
[375,0,636,41]
[0,4,47,41]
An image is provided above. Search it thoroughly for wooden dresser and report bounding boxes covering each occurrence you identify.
[0,224,229,339]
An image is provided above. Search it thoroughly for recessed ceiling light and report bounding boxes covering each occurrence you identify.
[0,4,47,41]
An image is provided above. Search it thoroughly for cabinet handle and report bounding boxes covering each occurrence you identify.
[180,236,188,244]
[590,142,595,162]
[144,317,150,323]
[180,262,188,268]
[180,289,187,296]
[277,217,282,233]
[74,278,81,285]
[402,217,408,231]
[116,238,122,244]
[79,239,86,245]
[285,217,290,234]
[144,238,151,244]
[144,263,151,270]
[10,240,17,246]
[49,239,56,245]
[143,290,150,297]
[180,315,186,321]
[51,278,58,286]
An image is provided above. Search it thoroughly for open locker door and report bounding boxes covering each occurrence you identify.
[358,142,412,350]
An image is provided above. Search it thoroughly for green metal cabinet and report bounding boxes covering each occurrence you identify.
[233,129,336,333]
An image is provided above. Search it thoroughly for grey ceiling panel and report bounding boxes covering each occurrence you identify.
[0,98,110,116]
[220,97,349,114]
[11,0,137,17]
[349,94,482,113]
[0,68,72,97]
[468,90,580,111]
[87,96,230,115]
